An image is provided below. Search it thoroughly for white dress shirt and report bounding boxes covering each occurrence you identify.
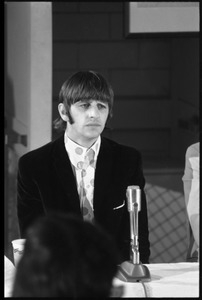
[64,133,101,210]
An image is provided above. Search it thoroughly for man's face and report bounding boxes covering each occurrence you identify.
[65,99,109,147]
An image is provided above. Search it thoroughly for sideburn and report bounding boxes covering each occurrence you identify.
[66,111,74,125]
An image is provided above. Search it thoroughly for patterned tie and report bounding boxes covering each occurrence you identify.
[77,148,95,222]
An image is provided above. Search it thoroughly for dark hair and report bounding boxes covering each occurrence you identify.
[53,70,114,130]
[12,213,120,297]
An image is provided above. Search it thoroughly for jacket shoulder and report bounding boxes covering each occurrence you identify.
[18,135,63,167]
[102,136,141,152]
[102,137,142,159]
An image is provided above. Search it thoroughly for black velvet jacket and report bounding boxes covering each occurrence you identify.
[17,135,150,263]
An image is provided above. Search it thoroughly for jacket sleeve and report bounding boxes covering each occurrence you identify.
[17,155,45,237]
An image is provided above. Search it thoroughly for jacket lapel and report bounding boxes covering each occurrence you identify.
[52,135,81,212]
[94,137,114,209]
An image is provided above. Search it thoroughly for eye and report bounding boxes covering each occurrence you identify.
[79,103,90,109]
[97,103,107,110]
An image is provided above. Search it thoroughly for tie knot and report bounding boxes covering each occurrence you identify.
[77,148,95,170]
[85,149,95,168]
[86,148,95,161]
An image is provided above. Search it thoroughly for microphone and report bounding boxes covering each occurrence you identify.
[126,185,141,212]
[126,185,141,264]
[116,185,151,282]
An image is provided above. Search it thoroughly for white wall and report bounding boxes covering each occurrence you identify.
[6,2,52,154]
[5,2,52,260]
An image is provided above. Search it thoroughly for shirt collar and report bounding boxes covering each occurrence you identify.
[64,133,101,169]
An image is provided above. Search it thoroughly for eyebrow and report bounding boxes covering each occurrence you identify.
[77,99,107,104]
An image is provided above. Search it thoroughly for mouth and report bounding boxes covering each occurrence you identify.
[86,123,101,127]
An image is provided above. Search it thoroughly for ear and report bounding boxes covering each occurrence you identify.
[58,103,68,122]
[110,284,124,297]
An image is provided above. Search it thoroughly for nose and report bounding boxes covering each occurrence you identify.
[88,105,99,118]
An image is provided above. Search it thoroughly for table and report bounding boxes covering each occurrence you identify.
[5,257,199,297]
[113,262,199,297]
[4,256,16,297]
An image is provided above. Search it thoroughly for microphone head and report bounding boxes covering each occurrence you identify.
[126,185,141,212]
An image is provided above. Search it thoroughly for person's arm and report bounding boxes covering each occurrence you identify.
[17,155,45,237]
[183,145,199,248]
[4,255,16,297]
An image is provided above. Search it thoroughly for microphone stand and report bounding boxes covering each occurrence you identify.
[116,186,151,282]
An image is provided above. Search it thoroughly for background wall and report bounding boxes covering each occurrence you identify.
[52,2,199,263]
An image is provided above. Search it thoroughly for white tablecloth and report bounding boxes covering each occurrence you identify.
[5,257,199,297]
[114,262,199,297]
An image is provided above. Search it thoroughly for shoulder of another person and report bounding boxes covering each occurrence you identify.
[186,142,199,159]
